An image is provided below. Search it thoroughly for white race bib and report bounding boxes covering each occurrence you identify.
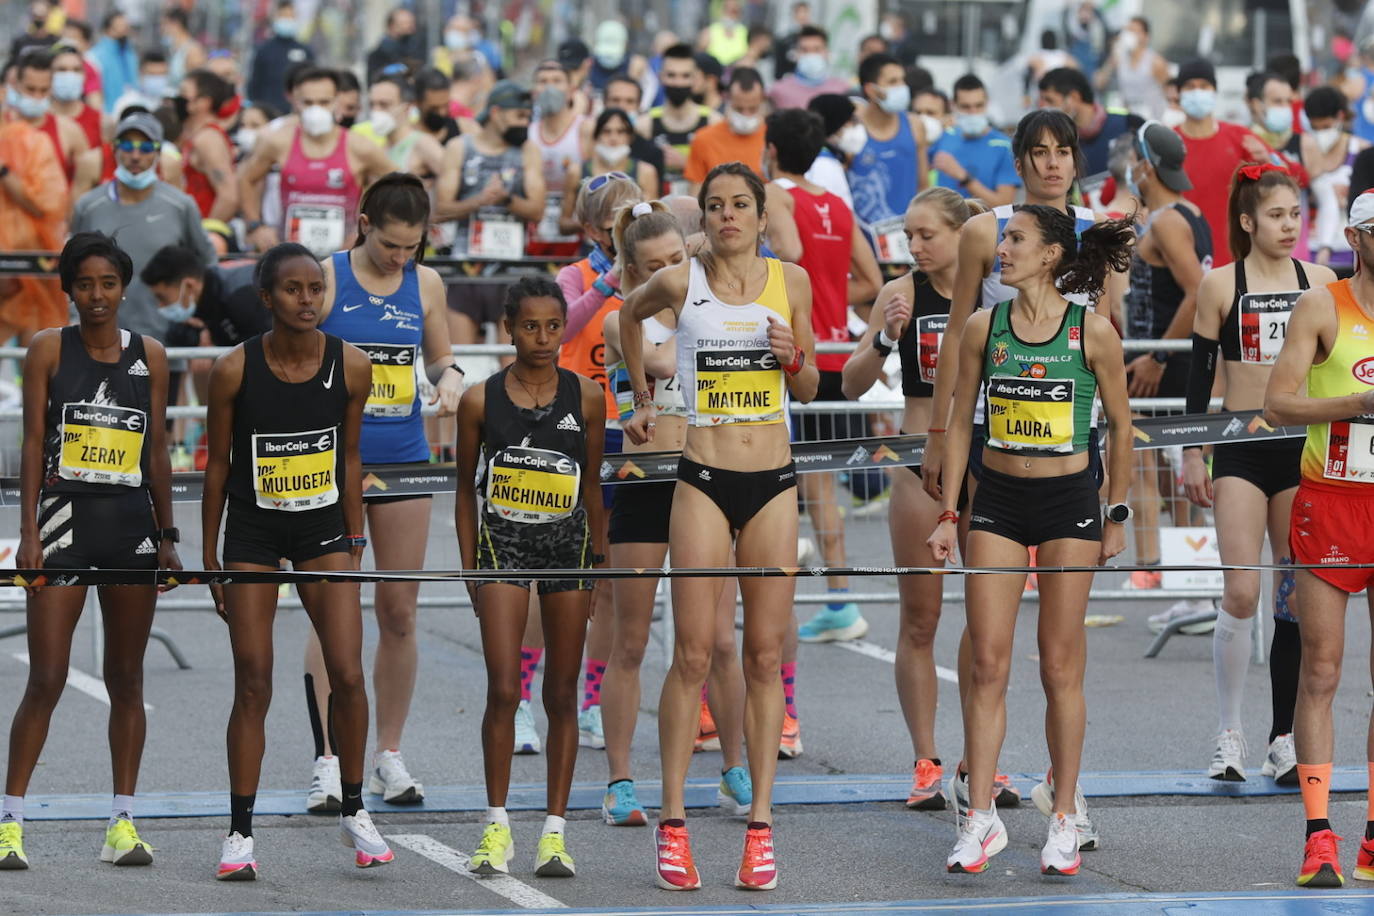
[469,210,525,259]
[286,204,346,258]
[1236,291,1299,365]
[1324,417,1374,482]
[871,216,912,264]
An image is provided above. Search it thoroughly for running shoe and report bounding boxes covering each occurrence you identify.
[946,807,1007,874]
[1127,568,1162,590]
[307,754,342,813]
[1208,729,1248,782]
[718,766,753,817]
[514,700,542,755]
[602,779,647,826]
[947,768,970,830]
[100,818,153,866]
[534,832,575,877]
[1024,546,1039,593]
[779,713,803,759]
[1030,771,1100,851]
[694,700,720,752]
[578,705,605,749]
[1147,599,1217,635]
[1297,828,1344,888]
[654,822,701,890]
[1261,733,1298,785]
[0,821,27,870]
[993,771,1021,807]
[1354,835,1374,881]
[340,809,394,867]
[1041,812,1081,876]
[735,823,777,890]
[470,822,514,876]
[948,767,1020,821]
[368,749,424,804]
[906,758,947,811]
[797,604,869,643]
[216,831,257,881]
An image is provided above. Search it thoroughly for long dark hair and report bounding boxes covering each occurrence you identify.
[1226,165,1300,262]
[1013,109,1085,186]
[1018,205,1135,302]
[353,172,431,261]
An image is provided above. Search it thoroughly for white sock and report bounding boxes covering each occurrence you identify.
[486,806,509,826]
[1213,608,1251,733]
[1,795,23,824]
[111,794,135,825]
[543,814,566,835]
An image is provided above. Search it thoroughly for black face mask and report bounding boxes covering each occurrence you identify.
[664,85,693,107]
[691,90,706,105]
[338,114,356,129]
[502,125,528,147]
[422,109,447,133]
[171,95,190,122]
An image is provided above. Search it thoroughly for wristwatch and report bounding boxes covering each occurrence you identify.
[346,535,368,548]
[1105,503,1133,524]
[872,329,893,357]
[157,527,180,543]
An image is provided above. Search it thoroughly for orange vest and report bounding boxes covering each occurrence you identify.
[560,258,621,422]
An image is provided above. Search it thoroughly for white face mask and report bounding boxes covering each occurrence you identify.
[1117,29,1139,53]
[235,127,258,153]
[836,123,867,156]
[1312,126,1344,153]
[1160,107,1188,129]
[301,104,335,137]
[595,142,630,163]
[726,107,761,135]
[918,115,945,145]
[370,109,397,138]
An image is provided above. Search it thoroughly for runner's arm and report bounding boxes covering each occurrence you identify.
[579,375,609,569]
[937,309,990,515]
[453,384,485,589]
[340,344,371,558]
[1265,287,1359,425]
[763,183,802,262]
[201,348,244,580]
[431,138,472,223]
[1087,311,1132,508]
[142,338,180,573]
[779,261,819,403]
[847,221,882,308]
[841,276,909,400]
[16,331,58,574]
[198,129,240,222]
[508,141,546,222]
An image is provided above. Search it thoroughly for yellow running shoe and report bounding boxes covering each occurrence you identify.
[0,821,28,870]
[534,831,575,877]
[469,822,513,876]
[101,818,153,866]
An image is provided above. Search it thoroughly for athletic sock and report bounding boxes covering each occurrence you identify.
[825,587,851,611]
[1213,608,1251,733]
[1367,762,1374,832]
[1308,818,1333,837]
[340,781,363,818]
[660,818,685,828]
[1298,763,1333,831]
[1,795,23,825]
[110,794,134,826]
[780,661,797,719]
[1269,617,1301,742]
[304,673,327,759]
[487,806,510,827]
[229,793,256,838]
[520,647,543,704]
[543,814,566,835]
[1367,821,1374,842]
[582,658,606,711]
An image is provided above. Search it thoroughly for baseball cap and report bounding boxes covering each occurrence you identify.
[557,39,589,69]
[1349,189,1374,227]
[1176,58,1217,89]
[1135,120,1191,191]
[114,111,164,144]
[694,52,723,80]
[480,80,532,123]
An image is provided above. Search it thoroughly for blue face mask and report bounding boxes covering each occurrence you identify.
[796,53,828,82]
[7,85,49,120]
[1125,162,1141,198]
[160,300,195,323]
[115,164,158,190]
[877,83,910,114]
[52,71,84,102]
[1263,105,1293,134]
[956,112,989,137]
[1180,88,1217,120]
[140,74,169,99]
[273,18,299,39]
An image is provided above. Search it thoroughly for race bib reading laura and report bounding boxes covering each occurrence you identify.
[59,402,146,486]
[361,343,418,417]
[694,347,784,424]
[1323,417,1374,483]
[1237,291,1299,365]
[485,446,580,523]
[985,377,1076,453]
[252,426,339,511]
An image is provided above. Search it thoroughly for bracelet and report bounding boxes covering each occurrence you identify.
[927,427,946,434]
[443,364,465,377]
[346,534,367,548]
[784,348,805,376]
[937,510,959,524]
[878,327,900,350]
[632,390,653,408]
[593,277,616,297]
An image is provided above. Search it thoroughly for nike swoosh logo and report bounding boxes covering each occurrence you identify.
[323,361,336,389]
[342,304,365,312]
[320,534,342,546]
[146,213,166,222]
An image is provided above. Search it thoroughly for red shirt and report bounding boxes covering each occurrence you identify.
[1176,121,1267,267]
[74,104,102,150]
[784,181,853,373]
[181,123,233,218]
[36,114,71,185]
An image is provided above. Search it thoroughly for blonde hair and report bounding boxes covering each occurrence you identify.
[612,200,684,275]
[574,172,644,228]
[908,187,989,229]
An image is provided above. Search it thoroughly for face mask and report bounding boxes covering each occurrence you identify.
[301,104,335,137]
[370,109,396,137]
[52,71,84,102]
[726,107,760,135]
[595,142,630,163]
[160,300,195,323]
[171,95,190,122]
[444,29,468,50]
[115,164,157,190]
[1263,105,1293,134]
[595,52,623,71]
[141,75,169,99]
[795,53,828,82]
[836,123,867,156]
[880,22,899,41]
[236,128,258,153]
[1179,88,1216,120]
[1116,29,1139,52]
[956,112,989,137]
[1312,126,1344,153]
[9,87,49,121]
[1160,107,1188,128]
[919,114,945,145]
[273,18,299,39]
[501,125,528,147]
[536,87,567,115]
[664,85,693,107]
[1124,162,1141,198]
[337,113,356,129]
[422,109,447,133]
[877,83,910,114]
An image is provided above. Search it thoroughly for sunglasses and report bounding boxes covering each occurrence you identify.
[115,139,160,154]
[1353,224,1374,236]
[586,171,631,192]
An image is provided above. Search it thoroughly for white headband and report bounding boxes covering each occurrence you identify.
[632,201,653,218]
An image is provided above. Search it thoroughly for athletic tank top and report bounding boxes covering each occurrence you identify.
[74,104,102,150]
[1132,203,1213,340]
[609,315,686,421]
[560,258,622,427]
[779,180,853,373]
[1114,50,1166,120]
[279,127,361,259]
[1219,257,1309,365]
[984,203,1097,308]
[384,132,420,171]
[181,123,232,218]
[533,115,584,187]
[319,251,428,464]
[981,301,1096,456]
[1300,279,1374,487]
[704,21,748,65]
[42,326,152,494]
[229,333,349,511]
[898,273,952,398]
[38,113,72,184]
[678,256,791,427]
[449,134,526,257]
[649,105,712,192]
[848,114,917,228]
[480,367,587,523]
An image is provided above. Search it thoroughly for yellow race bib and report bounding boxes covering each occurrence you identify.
[59,402,146,487]
[361,343,418,417]
[485,446,580,523]
[252,426,339,511]
[694,348,783,424]
[985,377,1076,453]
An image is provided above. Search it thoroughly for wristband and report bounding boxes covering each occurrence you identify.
[879,327,900,350]
[927,427,946,434]
[872,329,893,357]
[632,389,653,408]
[593,277,616,297]
[443,364,465,377]
[784,349,805,376]
[937,510,959,524]
[346,534,367,548]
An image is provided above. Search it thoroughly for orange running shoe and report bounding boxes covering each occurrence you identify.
[906,759,947,810]
[694,700,720,753]
[993,771,1021,807]
[1025,546,1039,592]
[1353,834,1374,881]
[1297,829,1344,888]
[654,823,701,890]
[735,824,778,890]
[778,714,803,759]
[1128,568,1162,590]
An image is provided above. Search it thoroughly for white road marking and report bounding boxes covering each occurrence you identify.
[387,833,567,910]
[833,639,959,684]
[11,652,153,711]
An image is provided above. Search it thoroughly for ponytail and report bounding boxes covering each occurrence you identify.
[353,172,431,261]
[1018,204,1135,302]
[612,199,684,276]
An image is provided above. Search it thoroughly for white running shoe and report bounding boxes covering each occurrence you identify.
[1030,772,1100,851]
[367,749,424,804]
[946,768,970,831]
[1208,729,1248,781]
[340,810,395,867]
[514,700,542,755]
[216,831,257,881]
[307,755,342,813]
[578,705,605,749]
[1261,733,1298,785]
[1041,813,1081,876]
[1147,599,1217,635]
[945,807,1006,874]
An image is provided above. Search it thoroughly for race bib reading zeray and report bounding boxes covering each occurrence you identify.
[1323,416,1374,482]
[286,204,346,259]
[695,344,784,424]
[916,314,948,384]
[485,446,580,523]
[59,402,146,486]
[252,426,339,511]
[361,343,418,417]
[985,377,1076,453]
[1237,291,1299,365]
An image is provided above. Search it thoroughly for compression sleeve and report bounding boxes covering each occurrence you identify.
[1185,333,1220,417]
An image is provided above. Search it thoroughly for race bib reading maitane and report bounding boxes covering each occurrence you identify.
[694,347,784,424]
[252,426,339,511]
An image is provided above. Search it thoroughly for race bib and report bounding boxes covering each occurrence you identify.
[59,402,146,486]
[469,209,525,259]
[985,377,1076,453]
[1237,291,1299,365]
[251,426,339,511]
[485,446,580,523]
[360,343,418,417]
[916,314,948,384]
[871,216,912,264]
[1323,417,1374,482]
[286,204,346,258]
[694,348,784,424]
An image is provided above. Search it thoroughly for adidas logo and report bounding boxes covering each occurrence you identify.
[556,413,581,432]
[135,537,157,555]
[128,359,149,377]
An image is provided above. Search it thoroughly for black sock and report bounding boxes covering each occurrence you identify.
[1269,618,1301,743]
[1307,818,1332,837]
[747,821,770,831]
[660,818,685,828]
[341,781,363,818]
[1366,821,1374,841]
[304,673,326,759]
[230,793,256,838]
[916,758,942,768]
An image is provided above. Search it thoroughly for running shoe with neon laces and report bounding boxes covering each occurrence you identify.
[1208,729,1248,781]
[0,821,27,870]
[735,823,777,890]
[946,807,1007,874]
[216,831,256,881]
[778,713,803,759]
[694,700,720,752]
[100,817,152,866]
[906,759,947,811]
[470,822,514,876]
[797,603,869,642]
[602,779,647,826]
[1041,813,1081,876]
[993,771,1021,807]
[534,832,575,877]
[340,809,394,867]
[718,766,753,816]
[1024,546,1039,593]
[1030,771,1100,851]
[1297,829,1344,887]
[1261,733,1298,785]
[514,700,542,755]
[367,749,424,804]
[307,754,342,813]
[1354,835,1374,881]
[654,822,701,890]
[578,705,605,749]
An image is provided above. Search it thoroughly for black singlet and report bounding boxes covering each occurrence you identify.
[480,367,588,523]
[897,272,952,398]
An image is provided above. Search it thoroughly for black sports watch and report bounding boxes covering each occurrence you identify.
[157,527,180,543]
[1105,503,1133,524]
[872,329,893,357]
